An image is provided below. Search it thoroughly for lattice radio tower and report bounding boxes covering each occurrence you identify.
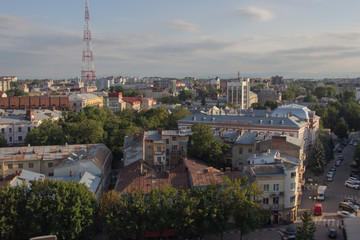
[81,0,96,82]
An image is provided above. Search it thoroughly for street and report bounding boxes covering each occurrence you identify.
[207,134,359,240]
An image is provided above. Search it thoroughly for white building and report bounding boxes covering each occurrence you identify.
[227,78,251,110]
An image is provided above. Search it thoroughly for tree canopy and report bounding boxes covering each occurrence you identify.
[296,210,316,240]
[0,179,97,240]
[307,138,326,176]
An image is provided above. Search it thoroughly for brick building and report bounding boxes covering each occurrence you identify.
[0,96,71,111]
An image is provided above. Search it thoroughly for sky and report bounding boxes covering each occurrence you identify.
[2,0,360,80]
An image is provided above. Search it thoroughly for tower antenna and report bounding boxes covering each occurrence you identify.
[81,0,96,83]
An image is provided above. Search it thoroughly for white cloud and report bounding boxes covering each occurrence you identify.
[165,20,201,33]
[0,14,35,31]
[236,7,274,21]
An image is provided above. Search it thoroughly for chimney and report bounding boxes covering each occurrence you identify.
[79,172,83,178]
[219,129,223,137]
[70,171,73,177]
[237,129,242,137]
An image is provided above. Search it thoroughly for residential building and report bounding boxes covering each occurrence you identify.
[0,78,11,92]
[0,144,112,196]
[245,150,301,224]
[122,129,192,170]
[257,88,282,104]
[69,93,103,112]
[227,78,251,110]
[0,109,62,146]
[115,157,241,194]
[108,92,126,112]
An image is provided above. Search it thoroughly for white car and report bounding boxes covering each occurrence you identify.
[337,211,356,218]
[348,177,360,184]
[345,181,360,190]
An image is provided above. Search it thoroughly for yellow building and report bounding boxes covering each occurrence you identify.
[69,93,103,113]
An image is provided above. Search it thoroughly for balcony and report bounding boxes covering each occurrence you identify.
[270,191,284,197]
[265,204,284,210]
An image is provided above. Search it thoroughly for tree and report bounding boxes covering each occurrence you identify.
[334,117,349,139]
[282,90,296,101]
[0,136,8,147]
[188,123,229,168]
[308,138,326,176]
[157,95,181,104]
[0,179,97,240]
[264,100,280,110]
[304,94,317,103]
[25,119,66,146]
[222,176,269,240]
[296,211,316,240]
[251,102,266,110]
[354,144,360,167]
[167,105,192,129]
[65,119,104,144]
[178,89,194,101]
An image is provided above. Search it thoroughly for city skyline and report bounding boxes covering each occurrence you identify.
[2,0,360,80]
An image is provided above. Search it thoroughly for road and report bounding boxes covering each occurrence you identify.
[208,134,359,240]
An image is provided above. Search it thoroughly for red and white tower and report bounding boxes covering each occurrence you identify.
[81,0,96,82]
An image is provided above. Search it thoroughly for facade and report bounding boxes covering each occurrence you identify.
[245,150,301,224]
[69,93,103,112]
[227,78,251,110]
[0,144,112,196]
[0,109,62,146]
[108,92,126,112]
[0,78,11,92]
[257,88,282,104]
[0,96,71,111]
[122,129,192,170]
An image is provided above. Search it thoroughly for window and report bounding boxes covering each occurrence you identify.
[48,173,54,177]
[274,184,280,192]
[157,157,162,162]
[9,128,12,133]
[1,128,4,134]
[147,155,152,160]
[18,127,22,132]
[166,139,169,144]
[157,146,161,152]
[9,137,12,142]
[166,149,169,155]
[18,164,23,169]
[7,164,13,169]
[172,145,178,150]
[48,163,53,168]
[172,136,176,141]
[273,198,279,204]
[239,148,243,154]
[28,127,31,132]
[290,196,296,204]
[18,136,23,141]
[291,172,296,178]
[147,146,152,150]
[248,148,252,153]
[290,182,295,191]
[263,184,269,191]
[263,198,269,204]
[28,163,34,168]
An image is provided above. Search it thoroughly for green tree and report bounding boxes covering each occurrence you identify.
[65,119,104,144]
[167,105,192,129]
[25,119,66,146]
[264,100,280,110]
[0,136,8,147]
[282,90,296,101]
[296,210,316,240]
[178,89,194,101]
[354,144,360,167]
[157,95,181,104]
[0,179,97,240]
[308,138,326,176]
[5,88,28,97]
[109,85,141,97]
[334,117,349,139]
[304,94,317,103]
[251,102,266,110]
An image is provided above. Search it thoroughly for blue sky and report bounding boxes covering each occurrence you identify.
[2,0,360,79]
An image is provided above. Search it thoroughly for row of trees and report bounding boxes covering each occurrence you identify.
[100,176,269,240]
[0,180,97,240]
[25,106,192,161]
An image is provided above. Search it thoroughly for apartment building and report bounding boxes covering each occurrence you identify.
[0,144,112,196]
[69,93,103,112]
[122,129,192,171]
[245,150,301,224]
[108,92,126,112]
[0,109,62,146]
[227,78,251,110]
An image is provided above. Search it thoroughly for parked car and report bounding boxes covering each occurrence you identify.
[339,202,358,213]
[348,177,360,183]
[344,198,360,206]
[330,166,336,172]
[345,181,360,190]
[351,161,358,167]
[337,211,356,218]
[327,176,333,182]
[338,155,344,161]
[327,171,335,178]
[328,228,337,239]
[335,160,341,166]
